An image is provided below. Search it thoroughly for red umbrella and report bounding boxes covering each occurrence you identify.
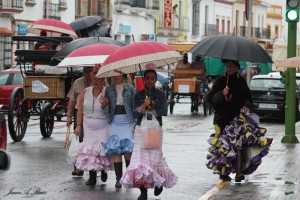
[27,18,77,38]
[57,44,121,67]
[96,41,181,77]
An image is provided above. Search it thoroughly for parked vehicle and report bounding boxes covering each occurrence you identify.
[0,69,23,109]
[250,72,300,120]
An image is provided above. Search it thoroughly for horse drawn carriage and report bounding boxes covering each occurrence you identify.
[7,35,77,142]
[168,68,213,115]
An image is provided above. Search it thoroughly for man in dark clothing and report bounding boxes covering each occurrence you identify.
[207,59,252,182]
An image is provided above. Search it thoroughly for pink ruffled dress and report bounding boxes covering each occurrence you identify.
[120,126,177,189]
[75,87,114,172]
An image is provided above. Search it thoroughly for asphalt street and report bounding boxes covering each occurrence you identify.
[0,103,293,200]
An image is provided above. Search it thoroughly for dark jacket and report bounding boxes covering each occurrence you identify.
[207,72,252,131]
[135,88,168,126]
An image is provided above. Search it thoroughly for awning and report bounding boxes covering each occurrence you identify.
[0,27,13,36]
[168,42,196,52]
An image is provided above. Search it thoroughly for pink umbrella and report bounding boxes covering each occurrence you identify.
[27,18,77,38]
[57,44,121,67]
[96,41,181,77]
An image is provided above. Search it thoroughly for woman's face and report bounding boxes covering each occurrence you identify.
[143,71,157,90]
[93,77,105,89]
[225,61,239,75]
[112,75,124,84]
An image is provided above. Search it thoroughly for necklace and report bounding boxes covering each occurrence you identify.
[91,87,102,112]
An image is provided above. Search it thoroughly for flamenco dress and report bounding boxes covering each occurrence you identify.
[75,87,114,172]
[206,112,273,176]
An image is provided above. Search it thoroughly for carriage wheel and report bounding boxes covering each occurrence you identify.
[40,103,54,138]
[0,113,7,150]
[8,87,28,142]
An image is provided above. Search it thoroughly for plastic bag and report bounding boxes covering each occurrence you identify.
[67,135,79,164]
[140,111,161,149]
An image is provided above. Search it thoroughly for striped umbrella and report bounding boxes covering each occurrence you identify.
[96,41,181,78]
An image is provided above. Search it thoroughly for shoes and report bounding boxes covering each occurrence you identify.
[71,170,84,176]
[115,180,122,188]
[154,186,163,196]
[235,175,245,182]
[138,187,148,200]
[101,170,108,182]
[220,175,232,181]
[86,171,97,186]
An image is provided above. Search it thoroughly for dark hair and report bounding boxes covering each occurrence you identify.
[144,69,157,79]
[221,59,240,69]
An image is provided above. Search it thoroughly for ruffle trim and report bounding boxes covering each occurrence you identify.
[120,164,178,189]
[101,135,134,156]
[76,142,113,171]
[206,112,273,176]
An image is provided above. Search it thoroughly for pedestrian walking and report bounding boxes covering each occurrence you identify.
[74,65,113,185]
[206,59,272,182]
[121,69,177,200]
[66,66,93,176]
[100,74,136,188]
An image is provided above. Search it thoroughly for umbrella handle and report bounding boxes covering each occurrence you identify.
[224,86,232,101]
[65,126,71,149]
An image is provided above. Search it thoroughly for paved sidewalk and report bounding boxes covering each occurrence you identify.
[201,131,300,200]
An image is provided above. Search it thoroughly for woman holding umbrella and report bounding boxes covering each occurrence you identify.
[206,59,272,182]
[100,74,136,188]
[121,68,177,200]
[206,59,252,181]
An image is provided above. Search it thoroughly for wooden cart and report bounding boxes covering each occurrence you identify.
[168,69,212,115]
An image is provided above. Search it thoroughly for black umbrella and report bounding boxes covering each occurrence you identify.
[69,15,102,32]
[53,37,125,61]
[189,35,272,63]
[81,24,111,37]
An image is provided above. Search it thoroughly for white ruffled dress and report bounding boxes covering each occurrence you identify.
[120,125,177,189]
[75,87,114,172]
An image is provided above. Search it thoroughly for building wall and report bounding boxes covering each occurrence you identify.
[111,12,155,44]
[215,2,232,35]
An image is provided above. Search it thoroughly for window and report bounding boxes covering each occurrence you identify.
[192,2,199,35]
[12,74,23,85]
[0,74,9,86]
[250,79,284,89]
[0,35,11,70]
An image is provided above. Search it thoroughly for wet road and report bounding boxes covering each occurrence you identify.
[0,103,286,200]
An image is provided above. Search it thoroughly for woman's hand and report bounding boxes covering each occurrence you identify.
[141,96,151,110]
[66,116,72,127]
[99,97,109,108]
[223,87,230,96]
[74,125,81,136]
[240,106,249,113]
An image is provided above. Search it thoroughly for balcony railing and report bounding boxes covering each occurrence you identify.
[0,0,23,13]
[43,2,61,20]
[25,0,35,6]
[204,24,217,36]
[58,0,67,10]
[114,0,130,11]
[130,0,145,8]
[158,14,189,31]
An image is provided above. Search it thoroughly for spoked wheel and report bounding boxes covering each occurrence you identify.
[40,103,54,138]
[0,113,7,150]
[35,100,50,114]
[8,87,29,142]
